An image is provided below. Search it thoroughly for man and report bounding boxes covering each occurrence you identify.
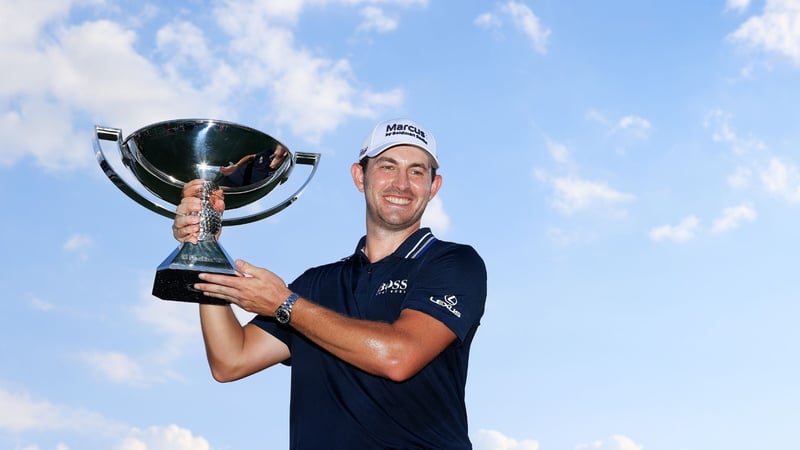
[173,118,487,449]
[219,143,290,186]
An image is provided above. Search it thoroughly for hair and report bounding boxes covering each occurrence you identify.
[359,155,438,180]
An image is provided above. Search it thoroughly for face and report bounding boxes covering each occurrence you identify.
[352,145,442,233]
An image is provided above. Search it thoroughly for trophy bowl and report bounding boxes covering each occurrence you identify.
[93,119,321,304]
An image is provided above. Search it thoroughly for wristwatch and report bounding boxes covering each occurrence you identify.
[275,292,299,325]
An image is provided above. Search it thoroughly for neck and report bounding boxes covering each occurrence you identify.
[362,225,420,262]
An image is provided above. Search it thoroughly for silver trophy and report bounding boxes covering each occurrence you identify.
[93,119,321,304]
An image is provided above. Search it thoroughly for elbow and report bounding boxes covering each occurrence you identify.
[210,370,235,383]
[383,365,418,383]
[208,361,245,383]
[376,351,424,382]
[364,336,430,382]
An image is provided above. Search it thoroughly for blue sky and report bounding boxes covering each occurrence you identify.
[2,0,800,449]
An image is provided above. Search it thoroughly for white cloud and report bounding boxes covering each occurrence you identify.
[79,282,195,385]
[111,425,211,450]
[63,233,93,252]
[617,115,651,135]
[550,176,636,215]
[212,0,405,141]
[30,296,56,312]
[0,0,409,171]
[474,12,502,28]
[0,387,209,449]
[501,1,551,54]
[729,0,800,66]
[585,111,652,153]
[576,435,643,450]
[358,6,398,32]
[0,387,120,433]
[585,109,613,127]
[473,429,539,450]
[0,14,221,171]
[705,110,800,205]
[122,280,218,377]
[82,351,150,386]
[726,0,752,13]
[476,1,551,54]
[649,215,700,243]
[155,20,237,97]
[131,288,205,368]
[546,138,572,164]
[759,156,800,202]
[728,166,753,189]
[63,233,94,262]
[704,109,766,155]
[711,203,757,233]
[537,136,635,216]
[473,431,644,450]
[422,196,450,234]
[133,295,199,339]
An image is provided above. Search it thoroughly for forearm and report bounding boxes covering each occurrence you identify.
[289,298,423,381]
[198,304,249,381]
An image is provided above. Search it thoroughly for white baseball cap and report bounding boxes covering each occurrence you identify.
[359,118,439,168]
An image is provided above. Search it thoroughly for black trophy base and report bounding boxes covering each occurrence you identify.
[152,240,238,305]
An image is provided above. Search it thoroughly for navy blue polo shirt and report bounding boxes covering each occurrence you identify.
[251,228,487,450]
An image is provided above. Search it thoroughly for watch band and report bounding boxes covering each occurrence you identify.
[276,292,299,325]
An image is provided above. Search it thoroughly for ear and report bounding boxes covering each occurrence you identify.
[351,162,365,192]
[428,174,443,200]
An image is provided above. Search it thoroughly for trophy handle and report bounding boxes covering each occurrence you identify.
[94,126,322,226]
[94,126,178,220]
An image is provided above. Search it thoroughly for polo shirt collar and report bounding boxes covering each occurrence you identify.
[354,227,438,262]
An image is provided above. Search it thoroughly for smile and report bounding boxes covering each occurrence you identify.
[385,195,411,205]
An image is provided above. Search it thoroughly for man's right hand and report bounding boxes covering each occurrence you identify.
[172,179,225,243]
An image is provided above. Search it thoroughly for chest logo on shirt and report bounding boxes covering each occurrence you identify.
[430,295,462,318]
[375,279,408,296]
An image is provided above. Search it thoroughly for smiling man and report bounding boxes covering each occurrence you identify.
[172,118,488,449]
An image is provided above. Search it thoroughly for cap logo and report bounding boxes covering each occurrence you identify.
[360,119,437,166]
[385,123,427,146]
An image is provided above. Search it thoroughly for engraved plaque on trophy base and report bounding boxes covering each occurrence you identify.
[153,241,238,305]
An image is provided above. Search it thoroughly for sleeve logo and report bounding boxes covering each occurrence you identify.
[429,295,462,318]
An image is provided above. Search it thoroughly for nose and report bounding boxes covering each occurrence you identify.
[391,168,411,189]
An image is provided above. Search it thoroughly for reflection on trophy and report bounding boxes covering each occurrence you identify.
[93,119,321,304]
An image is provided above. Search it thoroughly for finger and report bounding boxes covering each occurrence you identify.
[173,212,200,236]
[183,179,207,198]
[178,196,203,214]
[198,273,240,288]
[234,259,257,277]
[211,194,226,212]
[175,212,201,227]
[210,186,225,201]
[195,284,237,304]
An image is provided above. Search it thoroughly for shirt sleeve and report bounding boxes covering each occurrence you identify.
[402,244,487,342]
[248,277,310,365]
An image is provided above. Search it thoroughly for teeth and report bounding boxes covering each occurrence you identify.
[386,196,411,205]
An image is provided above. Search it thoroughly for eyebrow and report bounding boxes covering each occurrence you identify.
[375,155,430,170]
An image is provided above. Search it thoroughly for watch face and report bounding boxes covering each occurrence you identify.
[276,307,290,324]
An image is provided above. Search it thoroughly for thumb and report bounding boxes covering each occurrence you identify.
[235,259,256,276]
